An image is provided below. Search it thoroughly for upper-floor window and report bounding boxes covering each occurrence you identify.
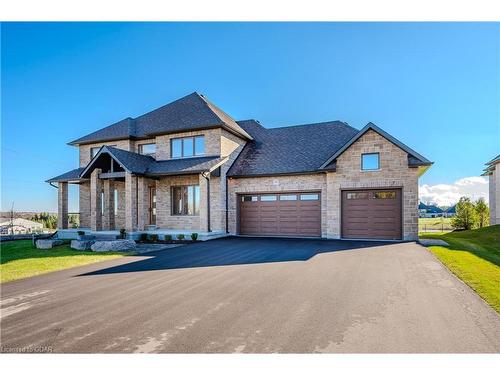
[139,143,156,155]
[90,145,116,159]
[171,135,205,158]
[361,153,380,171]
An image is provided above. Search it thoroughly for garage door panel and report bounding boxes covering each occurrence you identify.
[239,192,321,237]
[342,189,402,240]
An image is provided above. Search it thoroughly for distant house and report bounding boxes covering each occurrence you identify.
[418,202,444,218]
[0,218,44,235]
[443,204,456,218]
[483,154,500,225]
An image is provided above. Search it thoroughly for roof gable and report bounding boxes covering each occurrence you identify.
[68,92,252,145]
[319,122,433,169]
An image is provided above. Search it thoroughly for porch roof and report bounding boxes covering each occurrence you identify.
[46,146,227,182]
[46,167,85,183]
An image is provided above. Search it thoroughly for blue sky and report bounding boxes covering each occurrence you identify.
[1,22,499,212]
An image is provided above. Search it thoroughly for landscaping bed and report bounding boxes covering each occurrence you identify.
[135,233,200,245]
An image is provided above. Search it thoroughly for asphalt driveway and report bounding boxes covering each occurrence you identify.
[1,237,499,353]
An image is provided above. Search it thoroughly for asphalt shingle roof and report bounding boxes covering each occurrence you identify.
[46,168,85,182]
[68,93,252,145]
[227,120,359,177]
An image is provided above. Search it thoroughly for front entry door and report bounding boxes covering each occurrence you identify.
[149,187,156,225]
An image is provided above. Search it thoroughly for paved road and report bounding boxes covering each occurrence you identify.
[1,237,499,353]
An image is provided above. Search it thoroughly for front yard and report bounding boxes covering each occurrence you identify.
[421,225,500,313]
[0,240,126,283]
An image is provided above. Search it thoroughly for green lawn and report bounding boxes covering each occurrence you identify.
[0,240,126,283]
[420,225,500,313]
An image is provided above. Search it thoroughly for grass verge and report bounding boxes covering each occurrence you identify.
[420,225,500,313]
[0,240,126,283]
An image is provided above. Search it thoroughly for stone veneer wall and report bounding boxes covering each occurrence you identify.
[228,130,421,240]
[79,182,91,228]
[115,181,126,229]
[155,175,201,230]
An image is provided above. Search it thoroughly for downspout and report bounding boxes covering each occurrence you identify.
[202,172,211,232]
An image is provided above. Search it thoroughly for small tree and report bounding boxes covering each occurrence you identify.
[474,197,489,228]
[451,197,478,230]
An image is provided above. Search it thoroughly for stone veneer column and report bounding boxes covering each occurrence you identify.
[125,172,138,231]
[90,168,103,231]
[57,182,69,229]
[102,179,115,230]
[137,177,151,231]
[198,174,209,232]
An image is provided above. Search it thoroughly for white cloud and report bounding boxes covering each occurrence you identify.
[419,176,489,207]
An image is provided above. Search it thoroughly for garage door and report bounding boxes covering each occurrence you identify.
[239,192,321,237]
[342,189,402,240]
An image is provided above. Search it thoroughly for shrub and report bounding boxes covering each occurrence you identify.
[191,233,198,241]
[177,233,185,241]
[119,228,126,239]
[150,234,159,242]
[77,230,85,236]
[139,233,148,242]
[164,234,172,241]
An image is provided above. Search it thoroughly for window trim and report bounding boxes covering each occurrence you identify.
[170,135,205,158]
[138,143,156,155]
[361,152,380,171]
[171,185,200,216]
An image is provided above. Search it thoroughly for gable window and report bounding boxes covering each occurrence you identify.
[139,143,156,155]
[172,185,200,215]
[361,153,380,171]
[90,145,116,159]
[171,136,205,158]
[90,147,100,159]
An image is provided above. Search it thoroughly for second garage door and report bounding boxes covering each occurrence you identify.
[342,189,402,240]
[239,192,321,237]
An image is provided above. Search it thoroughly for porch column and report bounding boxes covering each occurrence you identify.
[137,177,150,231]
[198,173,209,232]
[57,182,68,229]
[125,172,138,231]
[90,168,103,231]
[102,179,115,230]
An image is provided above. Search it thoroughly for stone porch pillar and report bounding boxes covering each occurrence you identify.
[57,182,69,229]
[137,177,152,231]
[198,173,209,232]
[125,172,138,231]
[90,168,103,231]
[102,179,115,230]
